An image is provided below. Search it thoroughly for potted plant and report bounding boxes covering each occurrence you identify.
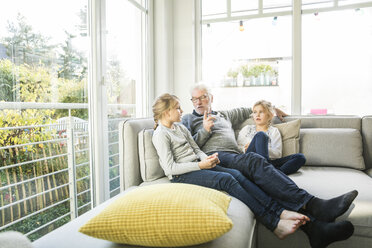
[226,68,239,87]
[240,65,252,86]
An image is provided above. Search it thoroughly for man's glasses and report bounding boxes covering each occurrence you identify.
[191,94,208,103]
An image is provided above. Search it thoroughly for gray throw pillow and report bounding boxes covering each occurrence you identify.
[300,128,365,170]
[138,129,165,182]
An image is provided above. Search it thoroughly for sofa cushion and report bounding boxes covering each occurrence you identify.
[79,183,233,247]
[273,119,301,157]
[257,167,372,248]
[290,167,372,237]
[34,185,255,248]
[138,128,164,181]
[300,128,365,170]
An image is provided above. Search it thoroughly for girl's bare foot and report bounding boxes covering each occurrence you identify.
[280,210,310,222]
[274,219,302,240]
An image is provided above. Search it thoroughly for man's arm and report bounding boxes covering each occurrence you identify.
[221,107,252,129]
[274,108,288,122]
[181,115,211,148]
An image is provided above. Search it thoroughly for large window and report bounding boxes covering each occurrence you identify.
[201,1,293,112]
[302,7,372,115]
[201,0,372,116]
[105,0,149,197]
[0,0,151,241]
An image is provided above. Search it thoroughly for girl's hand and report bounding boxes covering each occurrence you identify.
[198,156,218,169]
[207,152,220,164]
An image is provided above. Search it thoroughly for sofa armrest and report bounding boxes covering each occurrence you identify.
[119,118,154,191]
[0,231,32,248]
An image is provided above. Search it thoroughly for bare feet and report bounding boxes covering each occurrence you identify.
[274,219,302,240]
[280,210,310,223]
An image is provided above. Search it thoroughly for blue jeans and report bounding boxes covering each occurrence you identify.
[246,131,306,175]
[171,165,284,231]
[216,151,313,211]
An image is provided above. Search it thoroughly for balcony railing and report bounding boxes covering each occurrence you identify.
[0,102,132,240]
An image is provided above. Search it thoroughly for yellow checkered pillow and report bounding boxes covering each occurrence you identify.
[79,183,233,247]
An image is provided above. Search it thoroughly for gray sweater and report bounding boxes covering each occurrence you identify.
[152,123,207,179]
[181,108,252,154]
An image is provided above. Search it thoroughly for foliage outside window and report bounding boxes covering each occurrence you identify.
[0,0,90,240]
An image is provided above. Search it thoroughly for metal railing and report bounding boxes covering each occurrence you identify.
[0,102,132,240]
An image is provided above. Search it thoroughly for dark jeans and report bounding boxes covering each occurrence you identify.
[216,151,313,211]
[171,165,284,231]
[246,131,306,175]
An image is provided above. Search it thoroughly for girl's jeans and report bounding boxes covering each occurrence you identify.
[246,131,306,175]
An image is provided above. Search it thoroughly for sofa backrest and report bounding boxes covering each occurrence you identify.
[119,115,372,191]
[274,115,361,130]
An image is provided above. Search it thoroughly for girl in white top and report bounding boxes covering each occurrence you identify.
[237,100,305,175]
[152,93,309,239]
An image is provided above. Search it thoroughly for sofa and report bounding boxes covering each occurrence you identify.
[32,115,372,248]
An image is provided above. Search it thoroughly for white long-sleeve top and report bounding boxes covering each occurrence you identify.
[152,123,207,179]
[237,125,282,159]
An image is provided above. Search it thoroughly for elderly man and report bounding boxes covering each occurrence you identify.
[181,83,357,248]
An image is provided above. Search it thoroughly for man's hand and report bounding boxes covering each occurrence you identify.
[203,110,215,132]
[274,108,288,122]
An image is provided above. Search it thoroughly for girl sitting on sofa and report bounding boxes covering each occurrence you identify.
[151,93,311,239]
[237,100,305,175]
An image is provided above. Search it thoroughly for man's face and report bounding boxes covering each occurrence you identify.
[191,89,212,115]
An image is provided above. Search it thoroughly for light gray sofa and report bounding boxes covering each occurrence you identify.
[33,115,372,248]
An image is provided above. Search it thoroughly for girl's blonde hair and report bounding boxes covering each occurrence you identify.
[152,93,180,129]
[252,100,275,125]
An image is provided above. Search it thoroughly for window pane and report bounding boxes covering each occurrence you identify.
[264,0,292,8]
[202,0,226,18]
[302,0,333,9]
[105,0,147,197]
[302,8,372,116]
[339,0,372,5]
[0,0,90,241]
[201,16,292,112]
[231,0,257,12]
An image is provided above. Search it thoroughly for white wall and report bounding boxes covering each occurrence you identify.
[154,0,174,96]
[153,0,196,114]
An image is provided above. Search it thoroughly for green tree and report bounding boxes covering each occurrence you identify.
[1,13,55,66]
[0,59,15,101]
[55,78,88,119]
[57,31,87,80]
